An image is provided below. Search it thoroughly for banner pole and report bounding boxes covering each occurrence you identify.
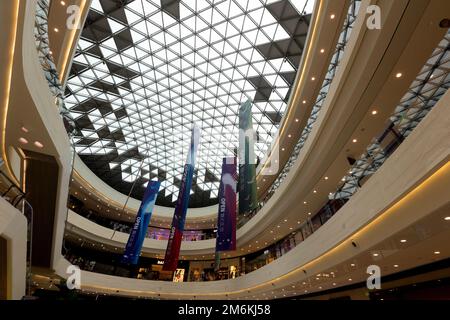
[111,151,149,240]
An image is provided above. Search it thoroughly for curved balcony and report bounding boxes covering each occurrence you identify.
[66,0,450,253]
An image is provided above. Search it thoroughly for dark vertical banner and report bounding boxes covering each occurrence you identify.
[163,125,201,271]
[122,180,161,265]
[238,99,257,215]
[216,157,237,252]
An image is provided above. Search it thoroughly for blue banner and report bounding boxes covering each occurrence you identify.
[163,125,201,271]
[121,180,160,265]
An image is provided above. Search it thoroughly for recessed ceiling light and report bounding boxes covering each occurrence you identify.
[19,137,28,144]
[303,201,307,204]
[373,253,379,257]
[330,14,335,19]
[308,212,311,215]
[324,176,328,180]
[302,100,306,104]
[434,251,440,255]
[444,217,450,221]
[350,263,355,267]
[313,190,317,193]
[372,110,378,115]
[400,239,407,243]
[61,1,66,5]
[284,219,287,222]
[394,264,399,268]
[54,28,59,32]
[295,118,299,122]
[311,77,316,81]
[348,278,352,281]
[21,126,29,133]
[395,72,402,78]
[320,49,325,53]
[352,138,357,143]
[34,141,44,148]
[288,134,292,138]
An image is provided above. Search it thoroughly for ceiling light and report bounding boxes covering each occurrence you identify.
[372,110,378,115]
[350,263,355,267]
[313,190,317,193]
[19,137,28,144]
[21,126,29,133]
[330,14,335,19]
[302,100,306,104]
[395,72,402,78]
[295,118,299,122]
[332,283,336,286]
[394,264,399,268]
[400,239,407,243]
[444,217,450,221]
[373,253,379,257]
[434,251,440,255]
[281,147,285,151]
[324,176,328,180]
[348,278,352,281]
[34,141,44,148]
[54,28,59,32]
[352,138,357,143]
[311,77,316,81]
[308,212,311,215]
[303,201,307,204]
[320,49,325,53]
[288,134,292,138]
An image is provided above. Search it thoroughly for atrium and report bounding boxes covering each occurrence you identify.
[1,0,450,305]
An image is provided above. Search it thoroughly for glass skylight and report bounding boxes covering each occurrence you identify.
[66,0,314,205]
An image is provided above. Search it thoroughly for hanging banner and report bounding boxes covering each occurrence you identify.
[216,157,237,252]
[163,125,201,271]
[121,180,161,265]
[238,99,257,215]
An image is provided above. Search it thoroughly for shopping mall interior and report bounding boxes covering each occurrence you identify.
[1,0,450,302]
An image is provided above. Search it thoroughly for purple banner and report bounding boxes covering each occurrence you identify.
[216,157,237,252]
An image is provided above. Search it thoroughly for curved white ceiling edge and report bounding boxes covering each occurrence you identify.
[73,154,218,218]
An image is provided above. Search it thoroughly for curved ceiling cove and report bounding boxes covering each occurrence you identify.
[65,0,314,207]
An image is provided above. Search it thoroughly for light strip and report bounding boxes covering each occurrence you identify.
[59,0,87,82]
[1,0,21,187]
[74,161,450,298]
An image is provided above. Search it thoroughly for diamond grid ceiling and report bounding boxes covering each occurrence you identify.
[66,0,314,207]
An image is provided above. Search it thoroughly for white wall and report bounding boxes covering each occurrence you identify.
[0,197,27,300]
